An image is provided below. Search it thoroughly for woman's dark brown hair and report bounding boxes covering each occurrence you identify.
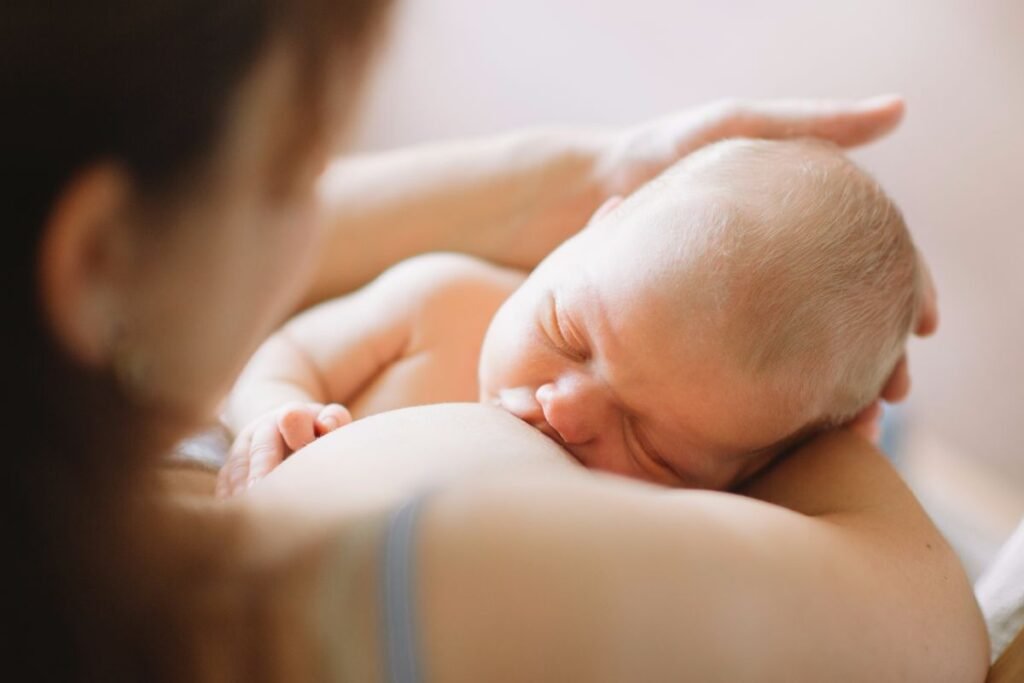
[1,1,389,679]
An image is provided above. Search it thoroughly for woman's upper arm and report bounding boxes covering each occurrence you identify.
[416,432,989,682]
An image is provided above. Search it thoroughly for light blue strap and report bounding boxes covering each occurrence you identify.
[382,494,430,683]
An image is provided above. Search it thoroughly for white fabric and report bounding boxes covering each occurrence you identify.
[976,518,1024,662]
[170,424,231,470]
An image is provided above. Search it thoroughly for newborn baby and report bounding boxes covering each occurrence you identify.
[219,138,922,495]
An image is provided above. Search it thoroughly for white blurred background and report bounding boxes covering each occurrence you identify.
[348,0,1024,577]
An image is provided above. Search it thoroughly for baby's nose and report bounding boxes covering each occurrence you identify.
[536,378,609,445]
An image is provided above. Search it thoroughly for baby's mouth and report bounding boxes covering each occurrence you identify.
[526,418,566,448]
[493,388,582,463]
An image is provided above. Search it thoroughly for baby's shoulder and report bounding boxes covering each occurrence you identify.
[377,252,525,311]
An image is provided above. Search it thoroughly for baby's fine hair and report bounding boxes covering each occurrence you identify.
[643,138,921,423]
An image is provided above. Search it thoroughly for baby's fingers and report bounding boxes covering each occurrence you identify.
[315,403,353,436]
[247,421,287,490]
[218,430,253,498]
[277,403,322,452]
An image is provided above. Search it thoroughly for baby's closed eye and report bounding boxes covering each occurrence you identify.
[543,292,589,362]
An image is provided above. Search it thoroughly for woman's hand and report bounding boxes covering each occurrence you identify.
[596,95,906,200]
[308,96,906,300]
[494,95,909,274]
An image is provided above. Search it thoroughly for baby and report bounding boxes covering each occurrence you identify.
[220,138,922,494]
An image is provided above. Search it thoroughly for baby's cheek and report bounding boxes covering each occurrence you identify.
[731,448,783,488]
[476,318,507,395]
[658,450,736,491]
[697,450,775,491]
[707,460,747,491]
[479,327,539,397]
[477,337,508,401]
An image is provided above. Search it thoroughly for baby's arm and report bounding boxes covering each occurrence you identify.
[224,279,414,432]
[219,260,432,495]
[219,253,522,496]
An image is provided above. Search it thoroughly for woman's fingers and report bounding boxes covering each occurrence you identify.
[608,95,906,198]
[881,356,911,403]
[914,256,939,337]
[847,401,884,444]
[315,403,352,436]
[715,95,906,149]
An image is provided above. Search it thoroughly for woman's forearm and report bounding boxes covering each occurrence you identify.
[304,128,609,305]
[305,96,909,307]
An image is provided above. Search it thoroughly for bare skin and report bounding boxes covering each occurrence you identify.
[37,19,970,674]
[307,97,912,301]
[220,254,524,495]
[246,402,989,682]
[223,241,787,495]
[221,148,923,494]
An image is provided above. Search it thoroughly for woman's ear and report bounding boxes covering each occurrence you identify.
[37,164,135,367]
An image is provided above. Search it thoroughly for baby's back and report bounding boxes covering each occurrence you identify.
[344,253,524,417]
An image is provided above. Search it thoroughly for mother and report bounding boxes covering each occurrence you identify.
[4,1,988,680]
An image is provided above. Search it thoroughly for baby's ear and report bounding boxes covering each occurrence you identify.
[587,196,624,226]
[880,355,911,403]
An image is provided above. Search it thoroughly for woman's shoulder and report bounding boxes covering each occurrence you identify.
[410,431,990,681]
[247,414,989,681]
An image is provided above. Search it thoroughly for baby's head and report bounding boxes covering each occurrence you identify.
[479,138,921,489]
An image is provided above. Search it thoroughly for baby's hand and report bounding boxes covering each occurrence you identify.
[216,402,352,498]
